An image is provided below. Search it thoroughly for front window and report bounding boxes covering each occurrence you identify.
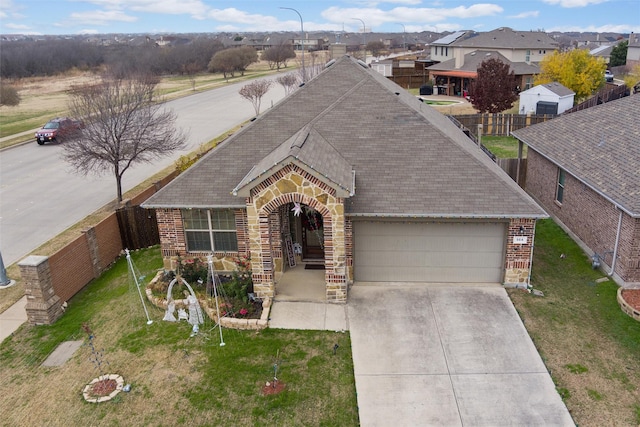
[183,209,238,252]
[525,50,530,62]
[556,169,566,204]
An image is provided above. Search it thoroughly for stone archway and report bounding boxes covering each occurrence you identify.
[245,165,348,302]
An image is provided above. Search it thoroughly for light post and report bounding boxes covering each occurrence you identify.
[352,18,366,64]
[397,23,406,51]
[280,7,305,82]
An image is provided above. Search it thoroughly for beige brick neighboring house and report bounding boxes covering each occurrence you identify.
[142,56,548,302]
[512,94,640,285]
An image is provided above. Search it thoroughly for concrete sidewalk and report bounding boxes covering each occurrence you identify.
[0,296,28,342]
[268,300,348,331]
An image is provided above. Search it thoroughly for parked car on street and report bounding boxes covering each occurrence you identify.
[604,70,614,83]
[35,117,82,145]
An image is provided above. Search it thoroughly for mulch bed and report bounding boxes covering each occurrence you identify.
[89,379,117,396]
[261,381,286,396]
[621,289,640,311]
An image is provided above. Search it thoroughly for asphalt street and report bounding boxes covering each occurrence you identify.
[0,76,287,266]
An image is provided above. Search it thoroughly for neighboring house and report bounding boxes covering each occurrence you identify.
[142,56,548,302]
[627,33,640,67]
[512,94,640,285]
[426,28,558,97]
[430,27,558,65]
[519,82,575,115]
[588,44,614,64]
[427,50,539,96]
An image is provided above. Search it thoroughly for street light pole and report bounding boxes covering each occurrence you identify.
[280,7,305,82]
[352,18,366,64]
[397,23,406,51]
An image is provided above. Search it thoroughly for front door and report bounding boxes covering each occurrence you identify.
[300,207,324,260]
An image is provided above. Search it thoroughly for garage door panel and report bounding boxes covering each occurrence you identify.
[354,222,506,283]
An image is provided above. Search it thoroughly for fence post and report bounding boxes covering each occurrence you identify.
[18,255,64,325]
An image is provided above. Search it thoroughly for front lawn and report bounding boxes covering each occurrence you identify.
[509,219,640,426]
[0,247,358,426]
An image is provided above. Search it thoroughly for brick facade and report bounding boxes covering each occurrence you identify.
[156,171,539,296]
[527,149,640,283]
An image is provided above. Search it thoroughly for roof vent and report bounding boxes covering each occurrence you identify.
[325,59,336,68]
[357,59,368,68]
[395,92,400,95]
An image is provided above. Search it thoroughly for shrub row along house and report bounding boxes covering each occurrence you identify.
[513,94,640,285]
[143,56,547,302]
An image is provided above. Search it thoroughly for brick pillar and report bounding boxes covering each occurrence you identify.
[83,226,101,277]
[18,255,64,325]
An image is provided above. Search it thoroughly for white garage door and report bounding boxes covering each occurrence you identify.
[353,221,506,283]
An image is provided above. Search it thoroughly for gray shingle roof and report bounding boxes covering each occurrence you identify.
[427,50,539,75]
[540,82,574,97]
[452,27,558,50]
[512,94,640,217]
[144,56,546,219]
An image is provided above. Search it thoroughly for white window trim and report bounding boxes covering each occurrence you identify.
[555,168,566,205]
[183,209,238,252]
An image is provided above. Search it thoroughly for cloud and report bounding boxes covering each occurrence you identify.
[542,0,608,8]
[81,0,209,18]
[3,22,30,30]
[548,23,640,32]
[67,9,138,26]
[508,11,540,19]
[209,8,281,28]
[321,4,503,30]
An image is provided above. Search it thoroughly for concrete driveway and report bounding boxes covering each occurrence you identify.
[347,283,574,427]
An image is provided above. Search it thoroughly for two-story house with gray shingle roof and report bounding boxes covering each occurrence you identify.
[426,27,558,97]
[512,94,640,285]
[143,56,548,302]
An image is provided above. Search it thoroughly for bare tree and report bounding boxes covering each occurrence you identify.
[262,42,296,70]
[366,40,386,59]
[276,73,300,95]
[239,79,273,115]
[64,73,187,204]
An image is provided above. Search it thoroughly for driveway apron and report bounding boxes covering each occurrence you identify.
[347,283,574,427]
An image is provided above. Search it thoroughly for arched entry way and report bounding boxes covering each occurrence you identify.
[243,164,349,303]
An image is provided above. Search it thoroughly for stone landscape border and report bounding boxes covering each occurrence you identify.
[145,271,271,330]
[82,374,124,403]
[617,287,640,322]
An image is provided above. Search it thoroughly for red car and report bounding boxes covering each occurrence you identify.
[35,117,82,145]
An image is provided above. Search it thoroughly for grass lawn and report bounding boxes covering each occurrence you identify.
[0,247,358,426]
[509,219,640,426]
[481,135,526,158]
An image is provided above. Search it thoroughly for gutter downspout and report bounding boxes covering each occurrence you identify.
[609,208,623,276]
[526,220,538,289]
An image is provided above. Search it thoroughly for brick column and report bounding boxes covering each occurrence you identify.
[18,255,64,325]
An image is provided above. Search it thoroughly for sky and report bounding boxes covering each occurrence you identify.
[1,0,639,36]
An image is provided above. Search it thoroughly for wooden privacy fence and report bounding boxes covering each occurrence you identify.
[116,205,160,251]
[451,113,556,137]
[496,158,527,188]
[562,84,629,115]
